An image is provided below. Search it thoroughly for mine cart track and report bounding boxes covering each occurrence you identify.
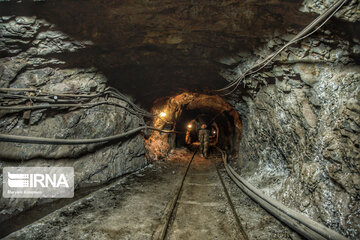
[152,149,197,240]
[153,149,249,240]
[216,147,348,240]
[214,156,249,240]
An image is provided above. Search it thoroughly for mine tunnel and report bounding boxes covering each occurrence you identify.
[146,93,242,161]
[0,0,359,239]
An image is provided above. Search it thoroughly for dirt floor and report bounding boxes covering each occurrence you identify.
[3,148,302,240]
[165,152,244,239]
[217,161,304,240]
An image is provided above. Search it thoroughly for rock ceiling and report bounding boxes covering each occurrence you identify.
[0,0,334,105]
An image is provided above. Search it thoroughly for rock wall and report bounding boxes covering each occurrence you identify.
[146,93,242,160]
[0,0,359,236]
[226,12,360,239]
[0,16,147,222]
[0,0,326,107]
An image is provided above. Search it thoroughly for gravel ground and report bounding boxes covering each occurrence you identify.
[217,158,304,240]
[4,148,303,240]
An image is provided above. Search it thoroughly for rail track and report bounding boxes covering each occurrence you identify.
[153,148,248,240]
[1,147,349,239]
[153,147,348,240]
[217,148,348,240]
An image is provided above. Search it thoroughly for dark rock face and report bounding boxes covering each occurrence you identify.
[0,0,359,238]
[0,0,322,107]
[0,15,147,222]
[229,25,360,238]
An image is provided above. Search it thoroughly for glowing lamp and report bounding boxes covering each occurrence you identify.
[187,124,192,129]
[159,112,167,117]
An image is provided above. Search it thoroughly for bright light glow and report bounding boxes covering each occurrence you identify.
[213,131,216,134]
[159,112,166,117]
[187,124,192,129]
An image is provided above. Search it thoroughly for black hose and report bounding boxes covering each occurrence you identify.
[0,101,152,118]
[216,147,348,240]
[216,0,349,95]
[0,87,154,118]
[0,126,175,145]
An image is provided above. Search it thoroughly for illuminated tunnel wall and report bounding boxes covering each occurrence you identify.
[174,107,239,152]
[145,92,242,160]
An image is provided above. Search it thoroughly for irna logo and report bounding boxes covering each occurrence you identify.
[3,167,74,198]
[7,172,69,188]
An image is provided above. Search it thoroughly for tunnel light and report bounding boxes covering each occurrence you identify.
[187,124,192,129]
[159,112,167,118]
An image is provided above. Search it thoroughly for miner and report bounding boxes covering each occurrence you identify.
[198,124,210,158]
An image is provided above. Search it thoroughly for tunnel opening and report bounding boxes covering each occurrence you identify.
[174,108,221,148]
[0,0,358,238]
[145,92,242,161]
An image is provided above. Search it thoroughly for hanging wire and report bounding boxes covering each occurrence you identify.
[216,0,349,95]
[0,87,154,118]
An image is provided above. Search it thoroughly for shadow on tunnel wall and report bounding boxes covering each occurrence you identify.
[2,0,359,108]
[0,0,328,108]
[174,107,240,153]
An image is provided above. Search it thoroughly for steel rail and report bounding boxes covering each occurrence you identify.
[0,126,176,145]
[152,149,198,240]
[217,147,348,240]
[214,157,249,240]
[154,150,250,240]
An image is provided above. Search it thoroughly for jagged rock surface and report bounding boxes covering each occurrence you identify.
[0,0,359,238]
[0,0,328,107]
[227,25,359,239]
[0,16,147,222]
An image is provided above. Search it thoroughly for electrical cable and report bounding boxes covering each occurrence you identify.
[0,101,142,116]
[216,0,349,95]
[0,126,177,145]
[217,147,348,240]
[0,87,154,117]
